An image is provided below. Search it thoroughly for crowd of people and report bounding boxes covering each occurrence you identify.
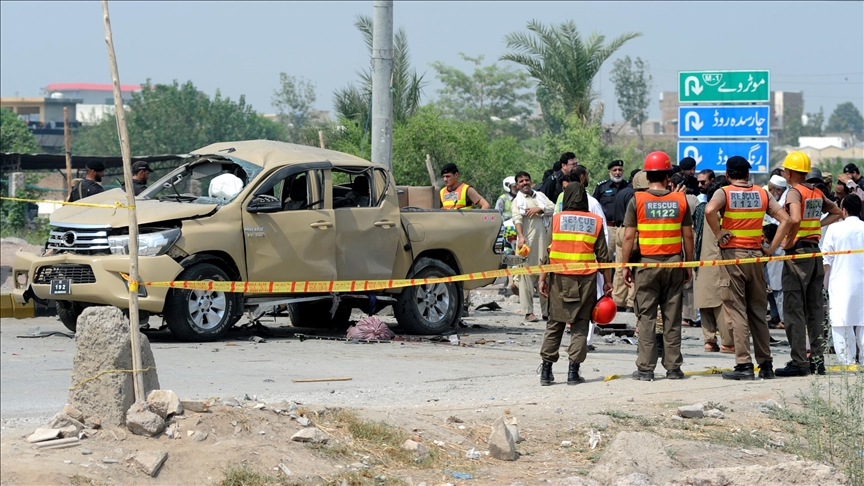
[438,154,864,385]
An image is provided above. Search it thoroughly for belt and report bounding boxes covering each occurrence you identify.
[610,221,624,227]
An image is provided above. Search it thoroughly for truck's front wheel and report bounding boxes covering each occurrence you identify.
[56,301,85,333]
[164,263,237,342]
[394,258,462,334]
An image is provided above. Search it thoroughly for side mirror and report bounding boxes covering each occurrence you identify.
[247,194,281,213]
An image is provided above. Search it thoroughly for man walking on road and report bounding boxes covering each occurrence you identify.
[621,152,694,381]
[513,171,555,322]
[704,156,791,380]
[775,151,842,377]
[538,182,612,386]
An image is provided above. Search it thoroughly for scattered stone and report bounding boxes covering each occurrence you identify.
[588,415,612,431]
[561,440,573,447]
[147,390,183,419]
[627,397,635,403]
[103,458,118,464]
[705,409,726,419]
[180,399,210,413]
[26,429,61,443]
[222,398,240,408]
[277,463,291,476]
[107,428,127,441]
[488,417,517,461]
[295,416,311,427]
[129,450,168,477]
[59,425,79,438]
[69,307,159,427]
[62,404,85,422]
[81,448,92,455]
[78,428,99,439]
[678,403,705,419]
[504,416,521,443]
[446,416,464,424]
[670,416,684,422]
[46,412,84,431]
[64,460,72,465]
[350,462,368,469]
[250,336,266,343]
[192,431,208,442]
[554,407,563,414]
[125,402,165,437]
[84,416,101,429]
[611,473,653,486]
[402,439,430,457]
[291,427,329,444]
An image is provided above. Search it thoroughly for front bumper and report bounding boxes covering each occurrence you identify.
[12,251,184,313]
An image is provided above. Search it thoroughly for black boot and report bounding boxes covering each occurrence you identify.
[722,363,755,381]
[809,355,826,375]
[775,360,811,377]
[540,361,554,386]
[567,361,585,385]
[758,361,775,379]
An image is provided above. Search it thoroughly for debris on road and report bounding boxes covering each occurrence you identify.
[125,401,165,437]
[147,390,183,419]
[678,403,705,419]
[129,450,168,477]
[290,427,329,444]
[346,316,394,341]
[291,377,353,383]
[488,416,517,461]
[26,429,61,444]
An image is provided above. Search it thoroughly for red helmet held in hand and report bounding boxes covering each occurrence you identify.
[644,151,672,172]
[592,296,617,325]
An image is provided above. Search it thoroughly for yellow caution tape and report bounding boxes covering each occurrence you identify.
[69,366,157,390]
[139,249,864,293]
[603,364,860,382]
[0,196,134,210]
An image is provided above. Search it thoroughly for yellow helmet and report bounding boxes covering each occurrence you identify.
[782,151,811,173]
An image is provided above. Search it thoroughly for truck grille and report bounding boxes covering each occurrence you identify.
[47,226,110,252]
[34,264,97,284]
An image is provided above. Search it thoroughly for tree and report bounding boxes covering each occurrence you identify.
[825,102,864,136]
[73,80,287,156]
[0,108,39,153]
[610,56,653,151]
[333,15,425,126]
[431,53,534,124]
[501,20,641,130]
[782,105,827,146]
[271,74,317,142]
[543,112,623,184]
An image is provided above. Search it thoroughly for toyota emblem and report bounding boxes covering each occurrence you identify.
[62,231,77,247]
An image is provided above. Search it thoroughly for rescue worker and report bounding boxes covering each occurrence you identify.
[538,182,612,385]
[496,176,518,219]
[620,152,694,381]
[775,151,842,377]
[68,160,105,202]
[704,156,792,380]
[439,163,491,210]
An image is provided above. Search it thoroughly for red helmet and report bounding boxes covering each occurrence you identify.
[592,296,617,325]
[644,151,672,172]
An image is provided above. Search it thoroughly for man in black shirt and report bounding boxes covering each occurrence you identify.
[593,160,630,226]
[124,160,154,195]
[68,160,105,202]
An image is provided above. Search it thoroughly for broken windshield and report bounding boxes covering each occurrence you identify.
[141,156,263,206]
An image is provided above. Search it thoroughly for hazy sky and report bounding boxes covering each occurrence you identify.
[2,1,862,123]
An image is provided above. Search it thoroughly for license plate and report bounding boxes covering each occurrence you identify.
[50,279,72,295]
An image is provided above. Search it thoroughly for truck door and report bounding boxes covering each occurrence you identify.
[331,166,400,281]
[241,166,336,284]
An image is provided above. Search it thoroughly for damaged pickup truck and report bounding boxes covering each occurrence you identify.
[12,141,506,341]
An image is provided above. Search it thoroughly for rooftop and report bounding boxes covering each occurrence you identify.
[46,82,141,93]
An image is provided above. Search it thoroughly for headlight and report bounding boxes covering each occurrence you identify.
[109,228,181,256]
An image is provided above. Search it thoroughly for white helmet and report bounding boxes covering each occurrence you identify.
[208,173,243,200]
[503,176,516,191]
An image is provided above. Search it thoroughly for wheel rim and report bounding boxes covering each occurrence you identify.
[187,283,227,330]
[415,282,450,323]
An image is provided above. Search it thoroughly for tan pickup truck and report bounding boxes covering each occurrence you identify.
[12,141,506,340]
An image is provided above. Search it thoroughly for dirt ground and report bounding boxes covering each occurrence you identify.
[0,245,858,485]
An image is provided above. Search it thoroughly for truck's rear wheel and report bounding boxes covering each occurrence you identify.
[164,263,237,342]
[56,301,85,333]
[394,258,462,334]
[288,301,351,331]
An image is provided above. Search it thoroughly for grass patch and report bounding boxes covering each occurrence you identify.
[318,470,406,486]
[218,464,278,486]
[769,372,864,486]
[599,409,659,427]
[69,476,110,486]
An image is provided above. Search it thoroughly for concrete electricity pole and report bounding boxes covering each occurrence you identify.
[371,0,393,171]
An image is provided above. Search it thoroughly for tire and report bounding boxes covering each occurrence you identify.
[56,301,84,333]
[394,258,463,335]
[164,263,237,342]
[288,301,352,331]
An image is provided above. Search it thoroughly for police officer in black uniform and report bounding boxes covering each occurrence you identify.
[68,160,105,202]
[593,160,630,227]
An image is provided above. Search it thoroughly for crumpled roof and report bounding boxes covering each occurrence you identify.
[192,140,375,169]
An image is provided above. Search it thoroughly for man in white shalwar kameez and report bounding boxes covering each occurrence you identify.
[822,194,864,365]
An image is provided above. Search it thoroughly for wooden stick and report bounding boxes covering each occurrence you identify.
[63,107,72,198]
[424,153,436,188]
[102,0,144,402]
[318,130,325,149]
[291,377,353,383]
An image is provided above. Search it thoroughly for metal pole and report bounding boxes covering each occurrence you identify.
[102,0,145,402]
[371,0,393,171]
[63,107,72,199]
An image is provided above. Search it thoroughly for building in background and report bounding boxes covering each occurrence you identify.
[45,82,140,125]
[0,95,82,153]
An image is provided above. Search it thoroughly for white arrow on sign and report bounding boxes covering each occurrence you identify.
[683,146,703,165]
[684,76,704,96]
[684,111,704,132]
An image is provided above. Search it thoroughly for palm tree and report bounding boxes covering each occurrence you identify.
[501,20,641,128]
[333,15,425,126]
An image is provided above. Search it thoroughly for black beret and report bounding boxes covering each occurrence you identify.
[726,156,751,171]
[607,160,624,169]
[679,157,697,170]
[440,162,459,176]
[86,160,105,171]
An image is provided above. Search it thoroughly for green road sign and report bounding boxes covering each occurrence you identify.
[678,70,770,103]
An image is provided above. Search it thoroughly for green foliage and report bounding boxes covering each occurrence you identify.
[430,53,535,136]
[782,105,827,146]
[0,107,40,153]
[610,56,653,150]
[333,15,425,126]
[272,73,317,142]
[825,101,864,135]
[501,20,641,130]
[0,172,53,244]
[391,106,542,201]
[72,80,288,156]
[543,113,621,183]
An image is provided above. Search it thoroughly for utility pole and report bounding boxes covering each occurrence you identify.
[371,0,393,171]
